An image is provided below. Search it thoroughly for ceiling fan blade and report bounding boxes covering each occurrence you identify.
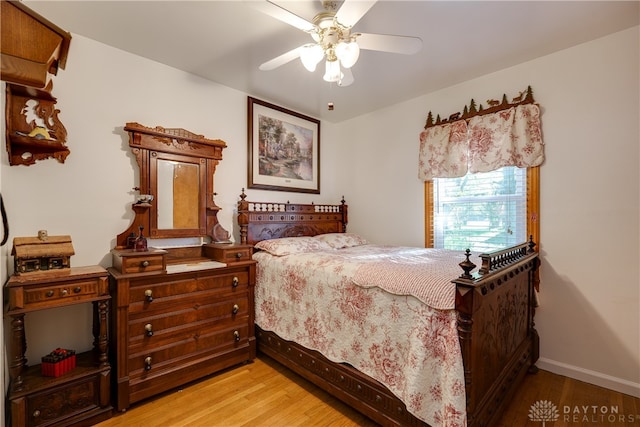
[357,33,422,55]
[259,45,304,71]
[250,0,315,32]
[335,0,377,28]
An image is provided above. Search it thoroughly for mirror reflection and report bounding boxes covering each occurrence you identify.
[157,159,200,230]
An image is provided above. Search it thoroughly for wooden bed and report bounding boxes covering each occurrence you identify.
[237,191,540,427]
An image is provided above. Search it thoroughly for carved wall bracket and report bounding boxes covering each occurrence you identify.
[5,83,69,166]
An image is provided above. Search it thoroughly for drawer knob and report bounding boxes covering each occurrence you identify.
[144,289,153,302]
[233,330,240,342]
[144,356,152,371]
[232,276,239,287]
[144,323,154,337]
[61,289,68,296]
[236,252,242,258]
[33,409,41,418]
[46,290,54,297]
[141,260,150,268]
[232,304,239,314]
[73,287,82,293]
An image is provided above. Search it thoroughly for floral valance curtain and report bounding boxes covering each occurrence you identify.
[418,96,544,181]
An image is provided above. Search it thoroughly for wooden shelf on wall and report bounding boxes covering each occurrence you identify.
[1,0,71,89]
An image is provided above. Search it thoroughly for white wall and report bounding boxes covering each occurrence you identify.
[1,25,638,404]
[337,26,640,396]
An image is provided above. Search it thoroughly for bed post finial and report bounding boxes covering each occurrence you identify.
[340,196,348,232]
[459,249,476,279]
[238,189,249,244]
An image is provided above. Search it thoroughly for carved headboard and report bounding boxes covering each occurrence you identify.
[237,190,348,246]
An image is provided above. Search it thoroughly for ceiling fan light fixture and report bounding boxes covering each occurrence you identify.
[323,59,343,83]
[335,40,360,69]
[255,0,422,88]
[300,44,324,72]
[338,67,354,87]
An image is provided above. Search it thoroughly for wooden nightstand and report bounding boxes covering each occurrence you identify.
[4,266,113,427]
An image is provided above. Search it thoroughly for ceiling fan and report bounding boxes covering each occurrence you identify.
[252,0,422,87]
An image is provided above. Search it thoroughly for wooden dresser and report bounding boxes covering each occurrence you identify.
[108,123,255,411]
[108,245,256,411]
[4,266,112,427]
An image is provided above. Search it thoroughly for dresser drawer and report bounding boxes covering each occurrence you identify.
[128,295,250,348]
[128,270,249,307]
[120,254,164,274]
[203,243,253,264]
[111,249,166,274]
[128,323,251,378]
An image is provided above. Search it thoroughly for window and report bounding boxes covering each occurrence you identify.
[425,167,539,252]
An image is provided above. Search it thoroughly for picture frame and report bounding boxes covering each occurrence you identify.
[248,96,320,194]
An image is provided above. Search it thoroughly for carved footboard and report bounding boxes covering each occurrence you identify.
[454,240,540,426]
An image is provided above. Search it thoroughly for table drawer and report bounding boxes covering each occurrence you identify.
[26,374,102,427]
[6,267,109,311]
[24,280,98,307]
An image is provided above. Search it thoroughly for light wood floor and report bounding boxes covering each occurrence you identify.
[97,355,640,427]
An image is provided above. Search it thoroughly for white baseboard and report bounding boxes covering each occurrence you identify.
[537,357,640,398]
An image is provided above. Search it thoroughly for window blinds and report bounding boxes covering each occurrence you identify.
[433,166,527,252]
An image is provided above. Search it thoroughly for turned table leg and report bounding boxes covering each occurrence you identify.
[9,313,27,392]
[93,300,110,366]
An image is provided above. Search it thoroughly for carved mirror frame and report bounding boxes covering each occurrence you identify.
[115,122,227,248]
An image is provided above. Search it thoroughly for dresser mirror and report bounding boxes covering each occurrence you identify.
[115,123,227,248]
[153,154,203,235]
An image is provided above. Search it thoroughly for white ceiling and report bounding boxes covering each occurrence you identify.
[24,1,639,123]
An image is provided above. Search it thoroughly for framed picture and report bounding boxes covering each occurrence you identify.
[248,96,320,194]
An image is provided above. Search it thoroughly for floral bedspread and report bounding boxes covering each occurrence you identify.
[254,245,469,427]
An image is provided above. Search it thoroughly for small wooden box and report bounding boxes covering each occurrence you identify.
[12,235,74,274]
